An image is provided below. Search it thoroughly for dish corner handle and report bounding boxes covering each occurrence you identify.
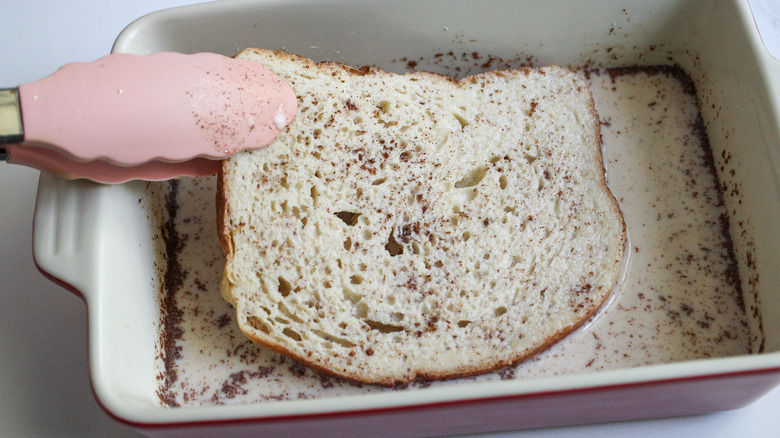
[32,174,102,300]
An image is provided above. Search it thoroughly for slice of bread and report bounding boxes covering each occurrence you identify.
[217,48,626,386]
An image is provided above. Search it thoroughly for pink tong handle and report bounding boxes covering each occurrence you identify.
[0,52,297,183]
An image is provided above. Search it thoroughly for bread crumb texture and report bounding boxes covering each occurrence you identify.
[219,49,626,385]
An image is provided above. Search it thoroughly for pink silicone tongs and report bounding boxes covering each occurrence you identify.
[0,52,297,183]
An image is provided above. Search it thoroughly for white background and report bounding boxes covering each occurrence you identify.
[1,1,778,436]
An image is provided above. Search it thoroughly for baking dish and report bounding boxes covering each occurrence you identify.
[31,0,780,436]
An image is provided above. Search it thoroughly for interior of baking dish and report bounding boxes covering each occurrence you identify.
[33,0,780,424]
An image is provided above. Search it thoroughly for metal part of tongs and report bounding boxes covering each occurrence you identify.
[0,88,23,159]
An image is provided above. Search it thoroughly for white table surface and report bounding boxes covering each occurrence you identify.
[1,1,778,437]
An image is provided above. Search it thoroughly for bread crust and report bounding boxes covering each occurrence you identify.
[236,297,607,386]
[218,49,626,386]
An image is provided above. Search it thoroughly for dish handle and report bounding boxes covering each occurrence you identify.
[32,174,105,301]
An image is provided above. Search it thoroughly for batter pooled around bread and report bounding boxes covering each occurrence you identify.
[217,49,626,386]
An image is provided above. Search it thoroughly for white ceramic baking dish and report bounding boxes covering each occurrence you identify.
[32,0,780,436]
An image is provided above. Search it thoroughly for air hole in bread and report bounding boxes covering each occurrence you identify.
[356,301,369,318]
[280,176,290,189]
[372,177,386,185]
[499,175,508,190]
[377,100,391,114]
[275,316,289,324]
[278,276,292,297]
[524,154,538,164]
[335,211,361,226]
[314,330,356,348]
[454,166,488,188]
[365,319,404,333]
[344,237,353,250]
[246,316,271,334]
[282,327,303,342]
[385,227,404,256]
[350,275,364,285]
[453,112,470,129]
[278,302,304,323]
[412,242,421,255]
[343,288,362,304]
[495,306,508,317]
[310,186,319,206]
[457,320,471,328]
[463,232,471,241]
